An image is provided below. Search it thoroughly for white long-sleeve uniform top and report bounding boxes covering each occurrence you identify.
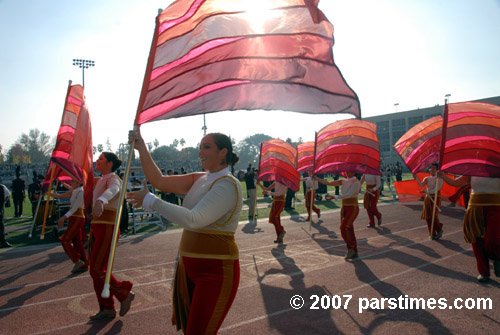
[423,175,443,194]
[364,174,381,190]
[64,186,84,218]
[268,182,288,197]
[337,177,361,199]
[93,173,121,209]
[143,167,242,233]
[305,177,318,191]
[470,176,500,194]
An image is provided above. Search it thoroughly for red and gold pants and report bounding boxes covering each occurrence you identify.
[305,190,320,218]
[340,198,359,252]
[269,195,286,237]
[61,212,87,264]
[464,193,500,276]
[173,229,239,335]
[363,185,381,226]
[421,194,442,236]
[89,210,132,310]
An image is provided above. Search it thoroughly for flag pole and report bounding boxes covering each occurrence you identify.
[33,80,73,239]
[309,131,318,230]
[253,143,263,223]
[102,8,161,298]
[430,101,449,239]
[40,167,56,240]
[28,193,43,238]
[102,129,137,298]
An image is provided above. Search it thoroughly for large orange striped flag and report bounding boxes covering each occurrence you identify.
[258,139,300,192]
[296,141,315,172]
[134,0,360,125]
[394,102,500,177]
[314,120,381,175]
[50,84,94,207]
[393,115,442,174]
[441,102,500,177]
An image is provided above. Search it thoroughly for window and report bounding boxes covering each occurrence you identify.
[391,119,406,131]
[408,116,423,128]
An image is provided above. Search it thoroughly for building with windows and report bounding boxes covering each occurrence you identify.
[363,95,500,170]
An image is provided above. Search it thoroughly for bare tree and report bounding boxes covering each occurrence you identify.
[16,128,51,163]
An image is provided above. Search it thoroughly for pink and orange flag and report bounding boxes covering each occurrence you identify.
[314,120,381,175]
[258,139,300,192]
[393,115,442,174]
[50,84,94,207]
[134,0,360,125]
[394,101,500,177]
[296,141,315,173]
[441,102,500,177]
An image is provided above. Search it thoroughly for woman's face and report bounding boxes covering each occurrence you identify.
[345,172,355,178]
[429,165,437,176]
[198,135,227,173]
[95,154,111,174]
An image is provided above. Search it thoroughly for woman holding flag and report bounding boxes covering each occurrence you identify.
[360,173,382,227]
[257,180,288,243]
[88,152,135,321]
[50,178,88,274]
[127,129,242,334]
[315,172,361,260]
[413,163,444,240]
[439,173,500,283]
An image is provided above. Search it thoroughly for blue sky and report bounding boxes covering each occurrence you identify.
[1,0,500,156]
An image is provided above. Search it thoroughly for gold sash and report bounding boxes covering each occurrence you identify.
[91,208,117,225]
[179,229,239,260]
[342,197,358,206]
[73,208,85,218]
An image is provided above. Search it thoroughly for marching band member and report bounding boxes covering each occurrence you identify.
[439,173,500,283]
[414,163,444,240]
[360,173,382,227]
[51,178,87,274]
[128,130,242,335]
[302,172,321,221]
[258,180,288,243]
[88,152,134,321]
[315,172,361,260]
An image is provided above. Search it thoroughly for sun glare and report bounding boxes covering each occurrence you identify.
[242,0,278,33]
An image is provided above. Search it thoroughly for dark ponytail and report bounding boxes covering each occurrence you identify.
[209,133,239,167]
[102,152,122,172]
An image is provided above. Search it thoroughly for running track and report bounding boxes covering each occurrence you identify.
[1,202,499,334]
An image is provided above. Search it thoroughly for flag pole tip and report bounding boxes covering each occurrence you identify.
[40,235,44,240]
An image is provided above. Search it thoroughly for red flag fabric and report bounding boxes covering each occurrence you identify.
[393,172,466,207]
[134,0,360,125]
[41,162,72,193]
[258,139,300,192]
[393,115,443,174]
[441,102,500,177]
[296,141,315,172]
[314,120,381,175]
[50,84,94,207]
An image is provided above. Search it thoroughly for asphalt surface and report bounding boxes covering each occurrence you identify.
[1,201,499,335]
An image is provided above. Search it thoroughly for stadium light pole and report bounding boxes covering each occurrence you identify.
[72,59,95,88]
[202,114,207,135]
[394,102,399,113]
[445,93,451,104]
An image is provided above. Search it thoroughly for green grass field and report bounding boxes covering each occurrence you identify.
[3,174,409,248]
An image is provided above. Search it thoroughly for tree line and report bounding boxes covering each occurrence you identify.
[0,129,303,171]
